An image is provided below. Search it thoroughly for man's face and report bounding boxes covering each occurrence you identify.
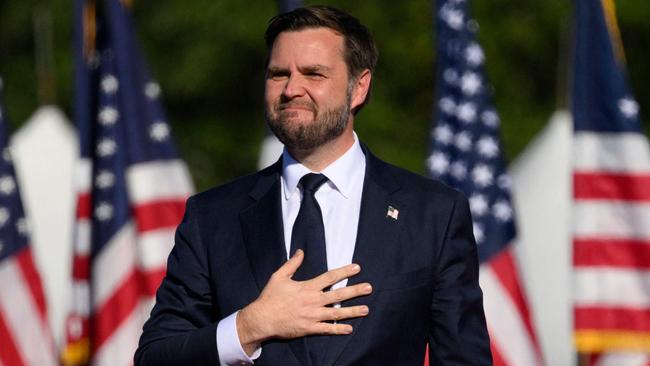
[264,28,354,151]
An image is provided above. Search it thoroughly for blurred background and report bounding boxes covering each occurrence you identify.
[1,1,649,365]
[1,1,648,190]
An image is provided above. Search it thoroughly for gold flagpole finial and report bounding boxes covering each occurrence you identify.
[600,0,626,64]
[82,0,97,61]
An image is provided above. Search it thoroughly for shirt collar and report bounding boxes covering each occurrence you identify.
[282,133,365,200]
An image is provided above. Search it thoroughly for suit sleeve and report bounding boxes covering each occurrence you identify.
[134,197,221,366]
[428,192,492,365]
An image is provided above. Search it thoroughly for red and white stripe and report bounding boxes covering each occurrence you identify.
[479,246,544,366]
[65,158,192,365]
[65,158,94,356]
[573,132,650,354]
[0,248,57,366]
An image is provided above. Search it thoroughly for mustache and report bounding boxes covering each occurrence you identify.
[276,100,316,112]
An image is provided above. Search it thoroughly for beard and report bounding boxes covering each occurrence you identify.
[265,91,352,151]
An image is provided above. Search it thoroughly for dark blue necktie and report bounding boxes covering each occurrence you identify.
[290,173,329,281]
[290,173,329,365]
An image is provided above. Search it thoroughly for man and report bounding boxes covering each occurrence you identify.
[136,5,491,366]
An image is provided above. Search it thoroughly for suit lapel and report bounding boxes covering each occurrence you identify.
[321,150,404,366]
[240,167,287,292]
[239,162,312,366]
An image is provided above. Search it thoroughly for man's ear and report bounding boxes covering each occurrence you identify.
[350,69,372,112]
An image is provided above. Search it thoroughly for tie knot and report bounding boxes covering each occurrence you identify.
[300,173,328,193]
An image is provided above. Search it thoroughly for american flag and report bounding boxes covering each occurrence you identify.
[572,1,650,365]
[62,1,193,365]
[427,0,544,365]
[0,79,58,366]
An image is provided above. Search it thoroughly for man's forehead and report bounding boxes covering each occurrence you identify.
[276,26,343,38]
[267,64,333,72]
[268,30,344,70]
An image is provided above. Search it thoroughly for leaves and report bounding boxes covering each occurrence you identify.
[0,1,648,191]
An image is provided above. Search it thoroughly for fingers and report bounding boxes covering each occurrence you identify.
[307,263,361,290]
[275,249,304,278]
[317,305,369,322]
[321,283,372,305]
[311,322,354,335]
[309,305,370,335]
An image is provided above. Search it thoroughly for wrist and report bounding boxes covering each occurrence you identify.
[237,302,268,354]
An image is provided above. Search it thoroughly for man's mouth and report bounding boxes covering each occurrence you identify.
[278,103,315,113]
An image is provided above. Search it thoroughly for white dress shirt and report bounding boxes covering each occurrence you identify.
[216,134,366,365]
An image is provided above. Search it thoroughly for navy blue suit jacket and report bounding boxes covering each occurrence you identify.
[135,147,491,365]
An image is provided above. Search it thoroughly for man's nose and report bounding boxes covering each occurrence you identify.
[282,74,306,99]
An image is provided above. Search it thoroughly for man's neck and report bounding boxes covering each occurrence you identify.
[287,129,355,172]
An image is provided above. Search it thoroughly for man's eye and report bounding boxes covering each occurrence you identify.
[268,72,288,80]
[306,72,324,78]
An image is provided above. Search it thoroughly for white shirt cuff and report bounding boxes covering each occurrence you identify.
[216,311,262,366]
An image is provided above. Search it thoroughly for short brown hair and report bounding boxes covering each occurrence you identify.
[265,5,379,109]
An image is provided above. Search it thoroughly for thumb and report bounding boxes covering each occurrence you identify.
[277,249,304,278]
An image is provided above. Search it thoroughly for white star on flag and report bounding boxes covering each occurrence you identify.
[455,131,473,151]
[481,110,500,127]
[95,170,115,189]
[427,152,449,175]
[95,202,114,221]
[472,164,493,187]
[16,217,29,235]
[450,161,467,179]
[0,175,16,195]
[98,106,119,126]
[460,71,482,95]
[456,102,477,123]
[144,81,161,99]
[434,124,454,144]
[469,194,488,216]
[442,8,464,30]
[465,43,485,66]
[96,138,117,157]
[101,75,119,94]
[149,121,170,142]
[497,174,512,190]
[438,97,456,114]
[443,68,459,84]
[618,97,639,119]
[493,200,513,222]
[477,136,499,158]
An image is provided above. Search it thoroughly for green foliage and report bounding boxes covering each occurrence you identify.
[1,1,648,191]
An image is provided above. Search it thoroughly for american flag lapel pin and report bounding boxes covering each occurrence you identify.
[386,205,399,220]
